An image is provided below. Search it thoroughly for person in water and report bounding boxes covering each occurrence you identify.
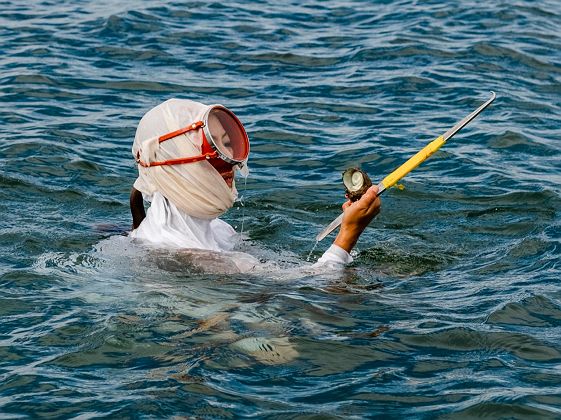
[129,98,381,266]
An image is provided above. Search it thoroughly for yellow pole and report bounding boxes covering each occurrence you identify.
[316,91,496,242]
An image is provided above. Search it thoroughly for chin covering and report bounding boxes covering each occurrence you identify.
[132,98,238,219]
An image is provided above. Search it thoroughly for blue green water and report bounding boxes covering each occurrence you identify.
[1,0,561,417]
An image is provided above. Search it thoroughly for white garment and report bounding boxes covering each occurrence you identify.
[130,192,237,251]
[316,243,353,266]
[131,193,352,268]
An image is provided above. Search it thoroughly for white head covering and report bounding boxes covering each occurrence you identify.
[132,98,237,219]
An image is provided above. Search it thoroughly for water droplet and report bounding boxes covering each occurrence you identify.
[306,240,319,262]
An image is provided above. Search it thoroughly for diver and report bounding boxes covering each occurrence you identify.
[129,98,381,268]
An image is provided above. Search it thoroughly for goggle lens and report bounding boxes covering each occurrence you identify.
[207,108,249,163]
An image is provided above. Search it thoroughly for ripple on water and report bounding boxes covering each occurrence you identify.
[399,326,561,362]
[487,295,561,328]
[1,0,561,417]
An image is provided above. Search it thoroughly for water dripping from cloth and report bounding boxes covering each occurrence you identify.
[236,165,250,235]
[306,240,319,262]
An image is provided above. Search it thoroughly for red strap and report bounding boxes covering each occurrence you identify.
[137,150,218,167]
[136,120,214,167]
[158,121,204,143]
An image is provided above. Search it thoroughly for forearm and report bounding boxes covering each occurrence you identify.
[332,185,381,254]
[333,226,361,253]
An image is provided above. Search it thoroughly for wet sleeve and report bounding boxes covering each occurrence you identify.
[314,244,353,267]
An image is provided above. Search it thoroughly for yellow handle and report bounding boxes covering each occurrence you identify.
[381,135,446,189]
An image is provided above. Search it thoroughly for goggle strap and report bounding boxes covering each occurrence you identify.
[137,151,218,167]
[159,121,205,143]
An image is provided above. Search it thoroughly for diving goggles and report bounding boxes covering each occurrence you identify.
[136,105,250,168]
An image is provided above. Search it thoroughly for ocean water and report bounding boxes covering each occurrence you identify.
[1,0,561,417]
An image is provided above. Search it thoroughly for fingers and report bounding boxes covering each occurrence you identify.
[342,185,380,213]
[359,185,381,213]
[363,185,379,199]
[359,185,378,203]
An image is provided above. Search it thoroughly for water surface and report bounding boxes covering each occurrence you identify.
[1,0,561,417]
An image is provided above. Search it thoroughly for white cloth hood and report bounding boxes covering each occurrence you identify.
[132,98,237,219]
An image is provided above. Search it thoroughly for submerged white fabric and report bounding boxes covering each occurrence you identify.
[131,193,352,268]
[132,98,238,219]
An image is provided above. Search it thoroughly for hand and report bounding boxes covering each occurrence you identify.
[333,185,381,253]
